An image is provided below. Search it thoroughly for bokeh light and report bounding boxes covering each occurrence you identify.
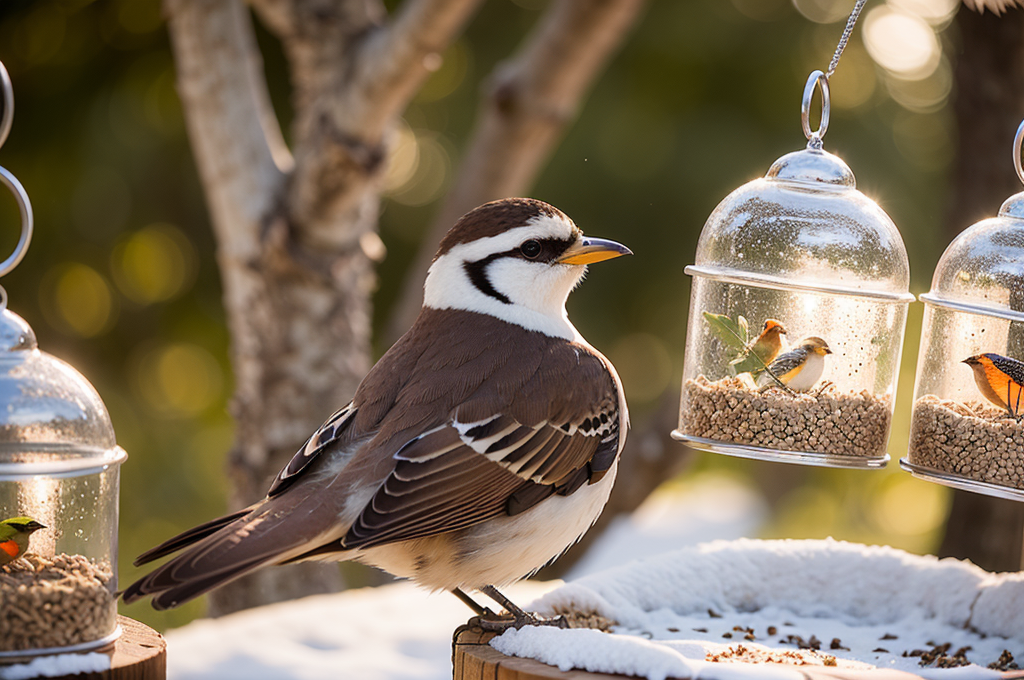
[130,342,225,418]
[792,0,852,24]
[863,6,940,80]
[415,41,471,103]
[385,132,453,206]
[40,263,117,338]
[111,223,197,305]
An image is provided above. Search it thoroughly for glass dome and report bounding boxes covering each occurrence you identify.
[674,148,913,469]
[903,191,1024,501]
[0,308,125,660]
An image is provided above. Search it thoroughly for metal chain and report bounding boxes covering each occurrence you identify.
[825,0,869,79]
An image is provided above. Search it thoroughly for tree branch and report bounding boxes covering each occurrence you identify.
[355,0,484,134]
[255,0,483,241]
[387,0,647,341]
[166,0,291,256]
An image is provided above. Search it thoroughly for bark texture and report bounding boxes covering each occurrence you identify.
[937,5,1024,573]
[165,0,480,614]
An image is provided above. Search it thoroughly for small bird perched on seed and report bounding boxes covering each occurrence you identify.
[757,336,831,392]
[0,516,45,567]
[963,353,1024,419]
[124,198,630,628]
[731,319,787,376]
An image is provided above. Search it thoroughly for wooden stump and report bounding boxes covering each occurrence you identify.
[453,619,1024,680]
[453,620,628,679]
[8,616,166,680]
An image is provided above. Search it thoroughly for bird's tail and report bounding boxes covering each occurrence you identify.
[122,497,342,610]
[132,509,249,567]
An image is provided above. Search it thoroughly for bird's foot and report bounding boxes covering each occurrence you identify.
[472,584,570,631]
[477,611,569,632]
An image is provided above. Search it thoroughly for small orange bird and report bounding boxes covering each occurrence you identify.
[963,353,1024,419]
[0,517,45,567]
[731,319,788,376]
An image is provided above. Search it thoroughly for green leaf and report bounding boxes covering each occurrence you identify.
[702,311,748,353]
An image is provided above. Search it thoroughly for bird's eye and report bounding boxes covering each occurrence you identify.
[520,240,542,259]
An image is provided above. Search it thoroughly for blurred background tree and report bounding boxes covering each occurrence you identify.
[0,0,1016,633]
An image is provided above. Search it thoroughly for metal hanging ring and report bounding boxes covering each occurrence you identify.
[1014,118,1024,186]
[0,62,12,152]
[0,167,33,279]
[801,70,830,150]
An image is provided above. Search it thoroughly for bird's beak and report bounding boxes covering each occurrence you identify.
[556,237,632,265]
[28,521,46,531]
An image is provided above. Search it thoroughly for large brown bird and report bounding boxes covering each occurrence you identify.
[124,198,631,626]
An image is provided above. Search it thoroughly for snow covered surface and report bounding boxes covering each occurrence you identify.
[0,653,110,680]
[165,580,555,680]
[492,538,1024,680]
[165,474,762,680]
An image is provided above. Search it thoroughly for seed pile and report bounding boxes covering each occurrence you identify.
[680,376,891,458]
[706,644,839,667]
[909,395,1024,490]
[0,553,116,652]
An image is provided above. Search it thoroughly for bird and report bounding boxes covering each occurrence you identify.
[963,353,1024,419]
[756,336,831,392]
[123,197,631,627]
[0,516,45,567]
[731,319,787,376]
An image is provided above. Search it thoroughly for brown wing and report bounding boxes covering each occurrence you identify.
[341,404,621,550]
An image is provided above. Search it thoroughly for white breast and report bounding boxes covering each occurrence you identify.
[354,461,618,591]
[786,351,825,392]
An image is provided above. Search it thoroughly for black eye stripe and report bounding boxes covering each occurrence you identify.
[513,238,574,263]
[462,236,577,304]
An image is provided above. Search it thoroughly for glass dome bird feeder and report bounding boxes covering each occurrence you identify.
[673,72,913,469]
[902,121,1024,502]
[0,62,125,662]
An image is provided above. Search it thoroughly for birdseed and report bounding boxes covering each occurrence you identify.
[0,553,116,652]
[679,376,891,458]
[908,395,1024,490]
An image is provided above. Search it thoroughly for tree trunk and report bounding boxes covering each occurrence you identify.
[165,0,480,614]
[938,4,1024,573]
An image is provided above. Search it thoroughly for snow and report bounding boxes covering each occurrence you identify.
[492,538,1024,679]
[166,473,761,680]
[0,653,110,679]
[165,581,555,680]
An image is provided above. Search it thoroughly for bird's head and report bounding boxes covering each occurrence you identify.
[424,198,631,338]
[800,336,832,356]
[762,319,787,337]
[962,354,996,374]
[2,516,46,534]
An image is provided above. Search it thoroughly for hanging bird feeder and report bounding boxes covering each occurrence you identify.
[0,62,126,662]
[672,66,913,469]
[901,121,1024,501]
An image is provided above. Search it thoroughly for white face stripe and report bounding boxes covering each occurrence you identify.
[423,214,587,341]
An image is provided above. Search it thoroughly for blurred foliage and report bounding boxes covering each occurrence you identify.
[0,0,972,631]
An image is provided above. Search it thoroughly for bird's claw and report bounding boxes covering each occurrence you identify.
[476,612,569,632]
